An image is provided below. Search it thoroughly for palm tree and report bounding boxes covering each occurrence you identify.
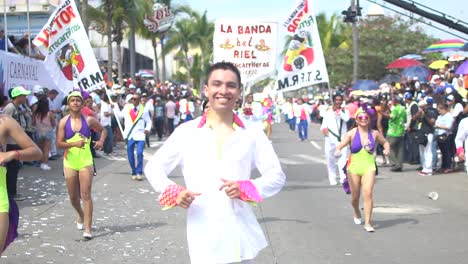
[81,0,89,35]
[88,0,150,85]
[163,18,197,85]
[162,6,214,91]
[280,12,348,57]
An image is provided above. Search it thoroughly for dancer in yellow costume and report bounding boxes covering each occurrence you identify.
[335,107,390,232]
[56,91,106,240]
[0,114,42,253]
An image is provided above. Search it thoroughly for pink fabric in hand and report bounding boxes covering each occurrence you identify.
[160,185,185,209]
[238,180,262,202]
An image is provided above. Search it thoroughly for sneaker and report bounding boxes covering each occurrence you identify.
[353,217,362,225]
[364,224,375,232]
[390,167,402,172]
[418,171,432,176]
[329,181,338,186]
[136,175,144,181]
[131,175,138,181]
[77,222,84,230]
[83,232,93,240]
[12,194,25,201]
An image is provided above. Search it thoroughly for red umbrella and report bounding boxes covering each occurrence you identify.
[386,58,423,69]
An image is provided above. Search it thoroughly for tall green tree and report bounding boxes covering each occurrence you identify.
[325,15,436,87]
[163,6,214,91]
[88,0,150,84]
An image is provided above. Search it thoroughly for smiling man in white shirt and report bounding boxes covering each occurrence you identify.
[145,62,285,264]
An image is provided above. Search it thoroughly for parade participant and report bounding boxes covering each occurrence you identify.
[56,91,107,240]
[0,114,42,253]
[144,62,285,264]
[295,98,311,141]
[455,105,468,174]
[261,96,274,139]
[241,93,263,130]
[321,94,350,185]
[119,94,152,181]
[335,107,390,232]
[281,97,296,132]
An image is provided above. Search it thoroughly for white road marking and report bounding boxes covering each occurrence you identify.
[279,158,303,165]
[309,140,322,150]
[279,154,326,165]
[293,154,327,165]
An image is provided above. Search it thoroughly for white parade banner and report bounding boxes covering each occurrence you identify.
[277,0,329,93]
[213,20,277,84]
[32,0,104,94]
[0,50,58,96]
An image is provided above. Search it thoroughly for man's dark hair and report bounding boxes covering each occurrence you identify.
[333,94,343,102]
[206,62,241,88]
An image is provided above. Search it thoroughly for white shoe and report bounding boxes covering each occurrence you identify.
[329,181,338,186]
[364,224,375,232]
[83,232,92,240]
[77,222,84,230]
[353,217,362,225]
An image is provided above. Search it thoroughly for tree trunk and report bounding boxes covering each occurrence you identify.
[117,42,123,85]
[82,0,89,35]
[160,33,166,82]
[184,52,192,86]
[152,37,160,83]
[106,0,113,85]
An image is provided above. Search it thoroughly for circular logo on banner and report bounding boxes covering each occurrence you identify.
[144,3,174,33]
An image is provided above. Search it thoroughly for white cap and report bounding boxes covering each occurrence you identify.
[430,74,440,83]
[111,84,122,90]
[129,84,136,89]
[33,84,44,94]
[125,94,133,103]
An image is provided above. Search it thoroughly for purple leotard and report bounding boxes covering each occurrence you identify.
[350,128,375,154]
[65,115,90,140]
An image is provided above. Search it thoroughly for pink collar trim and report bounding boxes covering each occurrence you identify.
[197,112,245,129]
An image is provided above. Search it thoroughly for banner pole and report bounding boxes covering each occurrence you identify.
[3,0,7,52]
[106,90,125,138]
[27,0,31,55]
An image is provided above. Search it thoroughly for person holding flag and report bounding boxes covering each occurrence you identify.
[120,94,152,181]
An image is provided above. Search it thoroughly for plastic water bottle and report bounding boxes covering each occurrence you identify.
[428,192,439,200]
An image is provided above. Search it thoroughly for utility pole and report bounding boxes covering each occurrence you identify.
[342,0,361,83]
[351,0,359,83]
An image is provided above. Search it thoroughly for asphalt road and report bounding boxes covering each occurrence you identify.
[2,122,468,264]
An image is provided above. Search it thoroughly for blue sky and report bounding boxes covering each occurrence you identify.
[178,0,467,40]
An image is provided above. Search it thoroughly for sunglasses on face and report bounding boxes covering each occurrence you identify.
[357,115,369,121]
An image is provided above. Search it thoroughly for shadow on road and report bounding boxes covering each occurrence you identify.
[92,222,168,239]
[258,216,309,224]
[373,218,419,229]
[282,184,337,191]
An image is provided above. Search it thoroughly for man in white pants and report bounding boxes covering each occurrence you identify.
[320,94,350,185]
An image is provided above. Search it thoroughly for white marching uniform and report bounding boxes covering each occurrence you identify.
[455,117,468,174]
[320,108,350,184]
[144,117,285,264]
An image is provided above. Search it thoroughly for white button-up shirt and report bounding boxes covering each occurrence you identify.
[119,103,152,141]
[144,116,286,263]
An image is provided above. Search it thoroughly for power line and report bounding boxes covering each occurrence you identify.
[366,0,468,41]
